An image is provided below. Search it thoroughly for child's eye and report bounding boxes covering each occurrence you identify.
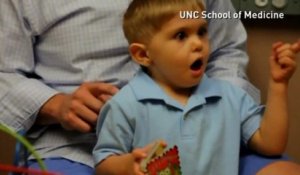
[198,26,207,37]
[175,31,187,40]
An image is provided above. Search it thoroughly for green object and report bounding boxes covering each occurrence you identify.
[0,123,47,170]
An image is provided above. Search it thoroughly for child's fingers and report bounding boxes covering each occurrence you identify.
[133,139,168,159]
[272,42,283,55]
[274,40,300,55]
[270,55,277,66]
[140,140,167,154]
[291,41,300,53]
[274,43,292,54]
[140,142,158,153]
[277,56,297,69]
[132,148,147,160]
[156,139,167,148]
[272,41,283,50]
[133,164,145,175]
[276,49,296,60]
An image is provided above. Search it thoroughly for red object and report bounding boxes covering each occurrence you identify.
[147,145,182,175]
[0,163,62,175]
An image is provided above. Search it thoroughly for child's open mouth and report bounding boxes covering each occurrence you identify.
[190,59,203,71]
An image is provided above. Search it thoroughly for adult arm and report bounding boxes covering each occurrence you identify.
[37,83,118,133]
[0,0,58,132]
[204,0,260,103]
[0,0,118,133]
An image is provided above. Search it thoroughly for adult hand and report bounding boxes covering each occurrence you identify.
[37,82,119,133]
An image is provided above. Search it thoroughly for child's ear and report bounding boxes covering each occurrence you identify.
[129,43,151,67]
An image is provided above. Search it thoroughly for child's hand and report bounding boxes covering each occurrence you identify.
[128,140,167,175]
[128,148,147,175]
[122,141,166,175]
[270,40,300,84]
[140,140,167,173]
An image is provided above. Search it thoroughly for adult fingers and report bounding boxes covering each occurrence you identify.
[83,82,119,97]
[61,112,93,133]
[70,99,98,125]
[98,94,113,104]
[73,88,104,113]
[58,94,96,132]
[73,82,118,112]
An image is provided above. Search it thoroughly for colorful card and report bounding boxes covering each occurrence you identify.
[141,143,182,175]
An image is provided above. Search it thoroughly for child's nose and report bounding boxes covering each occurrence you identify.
[192,37,203,52]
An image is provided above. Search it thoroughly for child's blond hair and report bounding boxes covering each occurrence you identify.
[123,0,205,44]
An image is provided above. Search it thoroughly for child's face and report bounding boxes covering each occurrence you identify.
[146,13,210,90]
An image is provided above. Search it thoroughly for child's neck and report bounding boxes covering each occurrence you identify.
[168,90,191,106]
[159,84,193,106]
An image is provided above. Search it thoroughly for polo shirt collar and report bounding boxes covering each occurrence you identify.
[129,70,222,108]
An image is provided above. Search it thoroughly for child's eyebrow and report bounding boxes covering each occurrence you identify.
[199,20,208,27]
[173,20,208,32]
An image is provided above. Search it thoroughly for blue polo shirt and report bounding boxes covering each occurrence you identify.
[93,70,263,174]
